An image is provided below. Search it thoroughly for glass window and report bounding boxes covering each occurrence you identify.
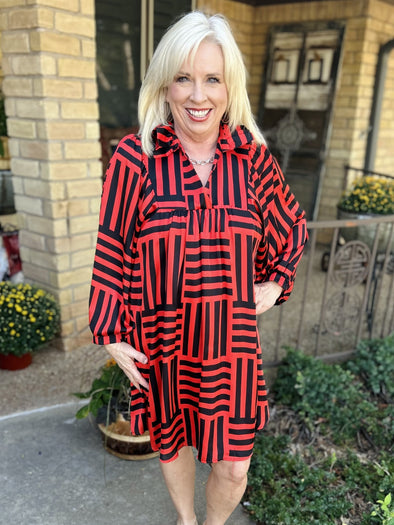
[95,0,191,129]
[95,0,142,128]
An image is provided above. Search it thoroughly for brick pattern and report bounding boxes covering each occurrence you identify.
[197,0,394,220]
[1,0,101,351]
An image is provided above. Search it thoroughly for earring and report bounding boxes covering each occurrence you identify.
[221,112,229,124]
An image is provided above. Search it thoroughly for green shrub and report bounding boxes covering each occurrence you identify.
[346,334,394,403]
[272,348,391,448]
[244,433,351,525]
[333,450,394,523]
[370,493,394,525]
[246,342,394,525]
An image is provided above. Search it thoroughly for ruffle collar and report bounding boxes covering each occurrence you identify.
[152,123,254,157]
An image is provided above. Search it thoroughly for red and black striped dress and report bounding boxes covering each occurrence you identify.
[89,123,307,463]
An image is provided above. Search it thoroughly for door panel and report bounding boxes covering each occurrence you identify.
[260,23,345,219]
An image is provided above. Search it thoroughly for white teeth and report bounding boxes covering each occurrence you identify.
[188,109,210,118]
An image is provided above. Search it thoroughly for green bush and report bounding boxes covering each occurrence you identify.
[272,348,391,448]
[245,341,393,525]
[333,450,394,524]
[346,335,394,403]
[370,493,394,525]
[245,436,393,525]
[244,433,351,525]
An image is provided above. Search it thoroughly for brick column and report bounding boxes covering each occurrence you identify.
[1,0,101,351]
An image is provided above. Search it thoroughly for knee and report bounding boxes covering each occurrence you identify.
[212,458,251,486]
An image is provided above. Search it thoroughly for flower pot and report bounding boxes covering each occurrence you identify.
[337,208,393,252]
[0,352,32,370]
[98,414,159,461]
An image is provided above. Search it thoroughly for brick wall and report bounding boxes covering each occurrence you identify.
[0,0,102,351]
[197,0,394,219]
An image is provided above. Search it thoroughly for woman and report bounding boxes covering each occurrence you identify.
[89,11,307,525]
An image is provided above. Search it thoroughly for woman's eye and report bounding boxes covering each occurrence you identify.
[208,77,220,83]
[175,76,189,83]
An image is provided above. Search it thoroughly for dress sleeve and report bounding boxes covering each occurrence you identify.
[251,145,308,304]
[89,136,144,344]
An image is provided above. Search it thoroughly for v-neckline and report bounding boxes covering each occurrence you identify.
[194,165,213,189]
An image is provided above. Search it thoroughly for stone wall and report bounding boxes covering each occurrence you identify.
[0,0,102,351]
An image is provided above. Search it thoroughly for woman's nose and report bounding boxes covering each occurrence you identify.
[190,81,206,103]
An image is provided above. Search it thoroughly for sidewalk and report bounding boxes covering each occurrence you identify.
[0,347,255,525]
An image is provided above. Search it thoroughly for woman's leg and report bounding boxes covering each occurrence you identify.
[160,445,198,525]
[204,457,251,525]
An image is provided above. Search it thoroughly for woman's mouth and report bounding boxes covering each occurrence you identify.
[186,109,211,120]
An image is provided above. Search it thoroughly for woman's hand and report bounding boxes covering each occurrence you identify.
[254,281,283,315]
[105,341,149,391]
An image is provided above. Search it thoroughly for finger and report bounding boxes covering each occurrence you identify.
[131,349,148,365]
[130,368,149,391]
[105,343,149,391]
[127,351,149,390]
[120,355,149,391]
[121,362,149,391]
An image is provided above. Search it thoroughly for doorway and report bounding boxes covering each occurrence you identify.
[259,22,345,220]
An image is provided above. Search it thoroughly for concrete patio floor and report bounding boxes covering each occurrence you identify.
[0,346,255,525]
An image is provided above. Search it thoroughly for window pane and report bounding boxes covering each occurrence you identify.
[153,1,191,48]
[96,0,141,128]
[95,0,191,129]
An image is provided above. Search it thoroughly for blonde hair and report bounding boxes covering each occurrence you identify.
[138,11,265,155]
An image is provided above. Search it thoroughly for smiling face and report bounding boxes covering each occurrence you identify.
[165,40,228,145]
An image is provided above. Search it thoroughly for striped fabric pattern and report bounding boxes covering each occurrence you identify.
[89,123,307,463]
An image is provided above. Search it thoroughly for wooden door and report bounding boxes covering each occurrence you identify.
[259,23,345,220]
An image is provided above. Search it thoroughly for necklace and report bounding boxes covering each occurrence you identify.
[188,154,215,166]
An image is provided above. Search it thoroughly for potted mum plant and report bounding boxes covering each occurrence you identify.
[337,176,394,250]
[73,358,158,460]
[0,281,60,370]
